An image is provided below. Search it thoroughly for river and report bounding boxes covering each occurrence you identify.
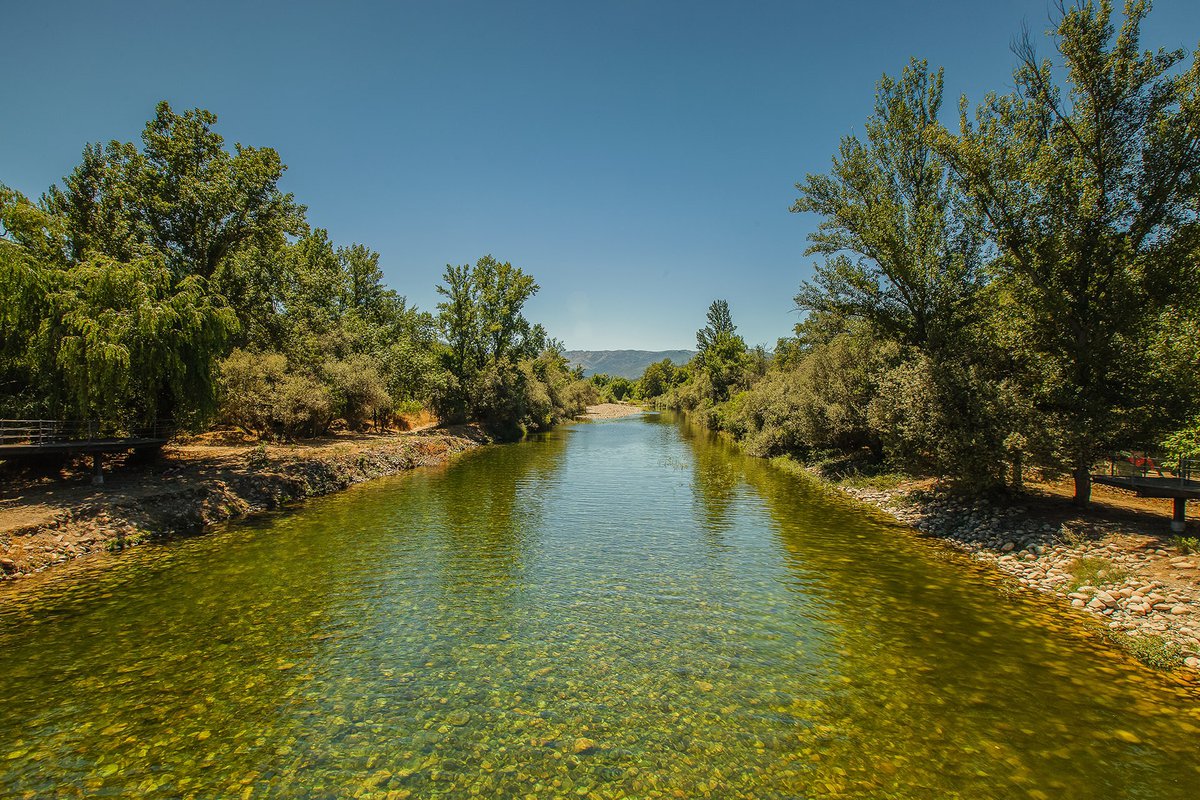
[1,412,1198,798]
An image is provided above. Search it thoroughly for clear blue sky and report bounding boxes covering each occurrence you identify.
[4,1,1198,350]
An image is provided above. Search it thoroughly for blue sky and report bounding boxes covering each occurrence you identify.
[4,1,1199,350]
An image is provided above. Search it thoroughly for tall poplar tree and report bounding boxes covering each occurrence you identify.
[793,58,986,356]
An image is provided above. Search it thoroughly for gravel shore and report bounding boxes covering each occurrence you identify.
[583,403,644,420]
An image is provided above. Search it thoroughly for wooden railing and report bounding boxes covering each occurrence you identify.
[0,420,176,446]
[1104,452,1199,484]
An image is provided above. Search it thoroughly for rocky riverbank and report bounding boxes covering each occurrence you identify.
[830,478,1200,674]
[0,427,487,582]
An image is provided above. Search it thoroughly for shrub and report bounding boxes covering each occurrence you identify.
[1113,633,1186,671]
[218,349,288,438]
[217,349,333,439]
[275,372,334,438]
[1173,536,1200,555]
[323,354,391,431]
[1066,557,1132,591]
[716,332,886,457]
[867,352,1018,488]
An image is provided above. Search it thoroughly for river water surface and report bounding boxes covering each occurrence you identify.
[2,413,1199,798]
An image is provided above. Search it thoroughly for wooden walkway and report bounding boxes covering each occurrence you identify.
[1093,454,1200,532]
[0,420,173,483]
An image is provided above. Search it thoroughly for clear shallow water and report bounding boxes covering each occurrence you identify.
[1,413,1199,799]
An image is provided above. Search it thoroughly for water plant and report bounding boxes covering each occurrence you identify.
[1109,633,1186,671]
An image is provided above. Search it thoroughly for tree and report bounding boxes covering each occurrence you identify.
[340,243,386,315]
[695,299,748,401]
[47,256,236,426]
[434,255,544,425]
[436,255,540,383]
[792,58,986,355]
[136,102,306,280]
[935,0,1200,504]
[637,358,678,399]
[2,184,235,426]
[436,262,482,388]
[46,102,306,282]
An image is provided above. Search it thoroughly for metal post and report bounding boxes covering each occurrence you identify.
[92,452,104,486]
[1172,497,1186,534]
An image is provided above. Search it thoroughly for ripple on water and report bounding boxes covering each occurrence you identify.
[1,414,1199,799]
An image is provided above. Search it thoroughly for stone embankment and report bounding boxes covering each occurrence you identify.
[0,428,486,581]
[837,484,1200,673]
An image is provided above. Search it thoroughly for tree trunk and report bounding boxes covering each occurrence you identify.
[1072,465,1092,507]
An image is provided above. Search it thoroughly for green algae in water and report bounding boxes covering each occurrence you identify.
[1,413,1199,799]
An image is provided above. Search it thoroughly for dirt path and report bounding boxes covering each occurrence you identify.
[0,427,487,582]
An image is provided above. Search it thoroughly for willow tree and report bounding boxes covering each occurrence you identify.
[45,256,235,426]
[936,0,1200,505]
[0,186,60,416]
[1,185,234,426]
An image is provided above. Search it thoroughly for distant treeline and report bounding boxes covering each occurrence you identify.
[0,105,593,440]
[639,3,1200,505]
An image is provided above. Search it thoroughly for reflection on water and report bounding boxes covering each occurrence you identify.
[1,413,1198,799]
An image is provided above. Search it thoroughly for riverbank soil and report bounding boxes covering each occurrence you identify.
[0,427,486,581]
[831,472,1200,674]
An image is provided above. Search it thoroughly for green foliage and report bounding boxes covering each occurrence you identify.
[1162,415,1200,460]
[1066,556,1132,591]
[607,377,634,402]
[457,350,592,440]
[675,3,1200,501]
[436,255,541,392]
[865,351,1029,486]
[694,299,750,402]
[1112,633,1185,671]
[636,358,680,399]
[218,349,334,439]
[936,1,1200,501]
[46,255,235,426]
[431,258,584,436]
[1173,536,1200,556]
[793,58,985,354]
[323,355,392,432]
[2,103,464,437]
[587,372,636,403]
[716,329,889,457]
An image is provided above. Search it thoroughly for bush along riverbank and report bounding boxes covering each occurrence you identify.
[810,469,1200,675]
[0,428,488,582]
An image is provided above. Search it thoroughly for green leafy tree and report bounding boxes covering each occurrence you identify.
[637,358,679,399]
[46,102,306,281]
[436,262,482,389]
[46,255,235,426]
[695,299,749,402]
[936,0,1200,504]
[434,255,542,419]
[792,58,986,355]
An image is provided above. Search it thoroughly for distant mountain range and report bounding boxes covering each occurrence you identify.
[564,349,695,379]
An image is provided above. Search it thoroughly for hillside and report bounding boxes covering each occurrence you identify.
[565,350,694,379]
